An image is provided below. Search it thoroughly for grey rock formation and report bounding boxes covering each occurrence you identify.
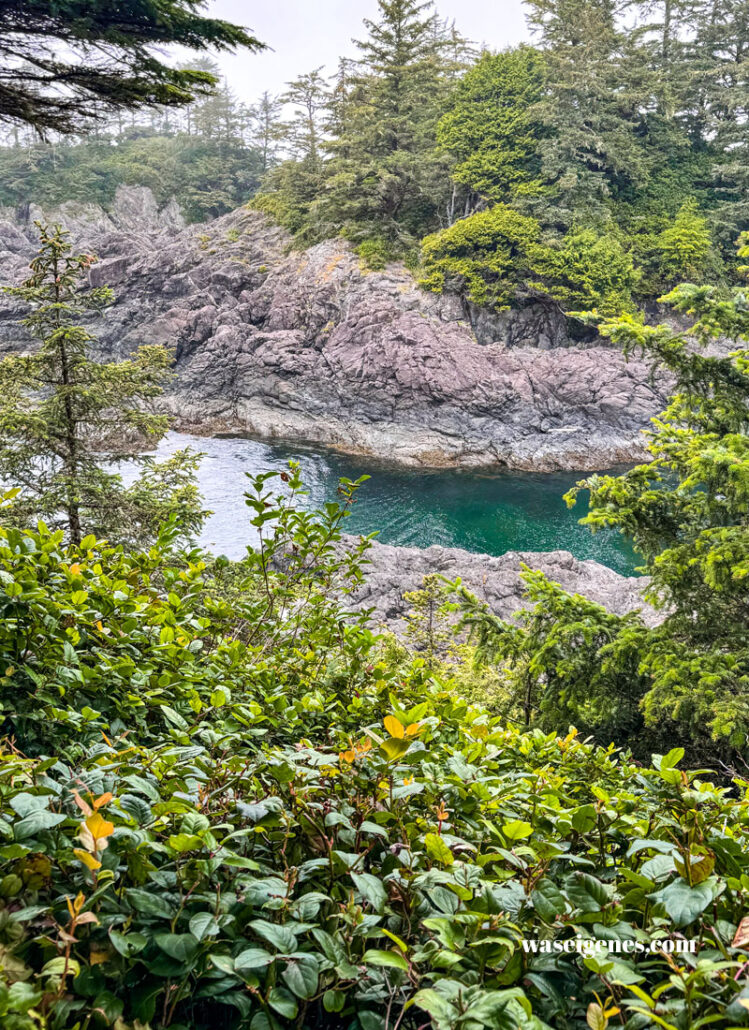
[0,191,667,471]
[346,536,657,635]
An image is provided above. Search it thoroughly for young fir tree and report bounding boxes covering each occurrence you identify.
[403,574,454,670]
[325,60,352,139]
[281,68,330,168]
[0,224,204,547]
[252,70,331,245]
[459,237,749,763]
[622,0,701,121]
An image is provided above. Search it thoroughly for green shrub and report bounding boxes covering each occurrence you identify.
[356,239,390,271]
[420,207,634,315]
[4,704,749,1029]
[528,228,636,316]
[656,200,713,286]
[419,205,542,310]
[631,200,717,294]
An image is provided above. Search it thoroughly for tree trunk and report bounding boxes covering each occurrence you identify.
[53,254,82,546]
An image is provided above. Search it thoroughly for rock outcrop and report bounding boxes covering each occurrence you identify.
[346,536,657,635]
[0,189,667,471]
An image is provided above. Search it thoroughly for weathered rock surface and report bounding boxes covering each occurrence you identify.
[346,536,657,635]
[0,188,667,471]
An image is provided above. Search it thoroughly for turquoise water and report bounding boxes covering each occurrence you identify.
[155,432,639,575]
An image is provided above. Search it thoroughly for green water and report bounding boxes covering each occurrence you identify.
[156,432,639,575]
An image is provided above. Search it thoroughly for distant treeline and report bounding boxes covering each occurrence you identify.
[0,58,283,223]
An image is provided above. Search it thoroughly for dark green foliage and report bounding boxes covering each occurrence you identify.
[256,0,472,254]
[0,0,264,136]
[315,0,462,250]
[567,274,749,757]
[0,225,203,546]
[523,0,646,226]
[458,240,749,765]
[694,0,749,246]
[457,570,652,743]
[2,471,749,1028]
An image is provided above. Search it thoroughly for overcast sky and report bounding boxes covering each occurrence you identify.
[191,0,530,104]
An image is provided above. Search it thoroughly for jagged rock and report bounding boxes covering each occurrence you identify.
[346,536,658,635]
[0,192,668,471]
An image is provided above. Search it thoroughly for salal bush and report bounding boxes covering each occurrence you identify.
[4,714,749,1030]
[1,473,749,1030]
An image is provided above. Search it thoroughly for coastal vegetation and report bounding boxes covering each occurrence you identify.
[0,0,749,1027]
[2,452,749,1030]
[0,217,747,1030]
[250,0,749,316]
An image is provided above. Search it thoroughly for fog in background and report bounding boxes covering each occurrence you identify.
[185,0,529,101]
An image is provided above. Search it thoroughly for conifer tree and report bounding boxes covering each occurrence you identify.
[525,0,645,225]
[436,46,547,212]
[694,0,749,245]
[318,0,462,251]
[622,0,701,120]
[458,241,749,760]
[281,68,330,168]
[0,225,203,546]
[251,92,284,172]
[0,0,264,136]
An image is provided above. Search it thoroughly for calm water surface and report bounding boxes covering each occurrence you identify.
[154,432,639,575]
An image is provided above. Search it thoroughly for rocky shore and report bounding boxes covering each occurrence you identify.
[347,536,656,635]
[0,186,667,473]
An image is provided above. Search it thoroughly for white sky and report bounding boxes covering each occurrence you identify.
[192,0,530,104]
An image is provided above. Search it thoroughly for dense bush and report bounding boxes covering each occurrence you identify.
[419,208,635,315]
[419,205,544,311]
[2,467,749,1029]
[7,703,749,1030]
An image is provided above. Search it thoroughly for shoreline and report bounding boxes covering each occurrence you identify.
[170,406,650,474]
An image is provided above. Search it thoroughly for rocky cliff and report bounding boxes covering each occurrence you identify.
[0,186,667,471]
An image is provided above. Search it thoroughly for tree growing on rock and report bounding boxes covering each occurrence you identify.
[314,0,469,254]
[0,223,204,546]
[524,0,645,226]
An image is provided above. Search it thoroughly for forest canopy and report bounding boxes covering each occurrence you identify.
[3,0,747,311]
